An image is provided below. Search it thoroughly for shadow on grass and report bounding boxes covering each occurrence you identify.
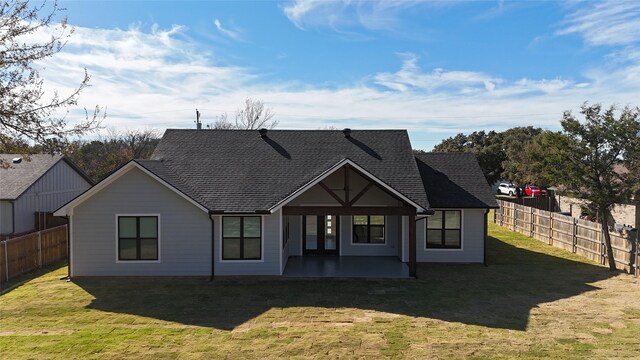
[75,236,615,331]
[0,261,67,296]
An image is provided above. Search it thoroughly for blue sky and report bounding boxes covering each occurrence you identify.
[34,0,640,149]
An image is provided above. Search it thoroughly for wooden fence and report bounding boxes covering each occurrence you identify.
[0,225,68,286]
[494,200,637,273]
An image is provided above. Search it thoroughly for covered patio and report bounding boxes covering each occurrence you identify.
[283,256,410,278]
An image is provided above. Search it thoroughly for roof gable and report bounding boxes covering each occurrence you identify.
[0,154,91,200]
[150,129,429,212]
[415,152,498,209]
[54,161,208,216]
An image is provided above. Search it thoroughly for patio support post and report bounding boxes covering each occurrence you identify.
[409,214,416,277]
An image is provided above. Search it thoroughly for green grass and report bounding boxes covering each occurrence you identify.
[2,222,640,359]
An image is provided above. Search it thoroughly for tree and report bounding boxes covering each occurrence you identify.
[532,103,640,271]
[210,98,277,130]
[66,129,159,182]
[0,1,102,156]
[433,130,505,184]
[500,126,544,185]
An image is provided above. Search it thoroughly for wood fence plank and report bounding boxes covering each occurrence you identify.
[0,225,67,284]
[494,199,633,273]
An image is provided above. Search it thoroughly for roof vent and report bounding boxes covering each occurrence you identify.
[12,157,22,164]
[259,128,268,138]
[343,128,351,138]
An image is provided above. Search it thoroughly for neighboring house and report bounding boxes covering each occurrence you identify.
[1,154,93,236]
[54,129,497,278]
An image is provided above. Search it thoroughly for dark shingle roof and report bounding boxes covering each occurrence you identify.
[145,129,429,212]
[415,152,498,209]
[0,154,65,200]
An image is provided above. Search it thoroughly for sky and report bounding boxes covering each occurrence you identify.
[30,0,640,150]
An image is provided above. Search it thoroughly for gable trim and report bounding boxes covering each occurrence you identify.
[269,158,426,214]
[53,161,208,216]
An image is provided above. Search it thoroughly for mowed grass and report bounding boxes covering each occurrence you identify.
[2,222,640,359]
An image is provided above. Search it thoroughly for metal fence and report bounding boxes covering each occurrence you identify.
[494,200,637,273]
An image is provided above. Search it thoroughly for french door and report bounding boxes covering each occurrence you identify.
[303,215,339,255]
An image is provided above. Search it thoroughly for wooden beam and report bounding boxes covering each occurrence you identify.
[346,164,410,208]
[409,214,416,278]
[282,206,415,216]
[318,181,346,206]
[348,182,374,206]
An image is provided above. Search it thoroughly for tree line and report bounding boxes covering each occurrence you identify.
[429,103,640,271]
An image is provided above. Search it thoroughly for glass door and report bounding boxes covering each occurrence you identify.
[304,215,339,255]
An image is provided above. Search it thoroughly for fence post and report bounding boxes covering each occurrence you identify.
[530,207,534,238]
[571,217,578,254]
[634,229,640,277]
[38,230,42,269]
[598,228,604,265]
[4,241,8,282]
[549,212,554,245]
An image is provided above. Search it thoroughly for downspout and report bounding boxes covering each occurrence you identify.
[209,216,215,281]
[484,209,489,267]
[66,215,72,279]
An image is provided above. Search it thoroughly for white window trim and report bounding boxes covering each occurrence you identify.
[219,215,265,263]
[350,215,387,246]
[115,213,161,263]
[424,209,465,252]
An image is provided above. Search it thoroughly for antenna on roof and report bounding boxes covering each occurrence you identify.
[195,109,202,130]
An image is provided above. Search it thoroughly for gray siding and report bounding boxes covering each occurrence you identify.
[339,215,400,256]
[287,215,302,256]
[213,209,282,276]
[0,201,13,234]
[416,209,486,263]
[72,167,211,276]
[14,160,90,233]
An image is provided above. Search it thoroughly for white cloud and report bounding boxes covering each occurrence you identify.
[283,0,434,32]
[23,23,640,150]
[557,1,640,46]
[213,18,243,41]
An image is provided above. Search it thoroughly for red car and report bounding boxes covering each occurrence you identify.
[524,185,546,197]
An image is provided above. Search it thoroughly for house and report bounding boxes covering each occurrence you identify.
[54,129,497,278]
[1,154,93,237]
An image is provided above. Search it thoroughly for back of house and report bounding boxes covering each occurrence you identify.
[55,129,497,278]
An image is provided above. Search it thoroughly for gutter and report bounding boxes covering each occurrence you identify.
[208,210,270,215]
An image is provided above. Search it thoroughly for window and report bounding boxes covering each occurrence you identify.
[223,216,261,260]
[118,216,158,261]
[352,215,385,244]
[426,210,461,249]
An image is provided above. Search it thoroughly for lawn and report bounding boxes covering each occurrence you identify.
[1,222,640,359]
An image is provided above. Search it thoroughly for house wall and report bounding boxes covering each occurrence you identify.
[0,201,13,235]
[14,160,91,234]
[281,212,288,274]
[287,215,303,256]
[415,209,486,263]
[339,215,401,256]
[212,209,282,276]
[72,167,211,276]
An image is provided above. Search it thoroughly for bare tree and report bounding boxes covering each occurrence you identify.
[235,97,277,129]
[209,113,235,129]
[0,1,103,156]
[209,98,277,130]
